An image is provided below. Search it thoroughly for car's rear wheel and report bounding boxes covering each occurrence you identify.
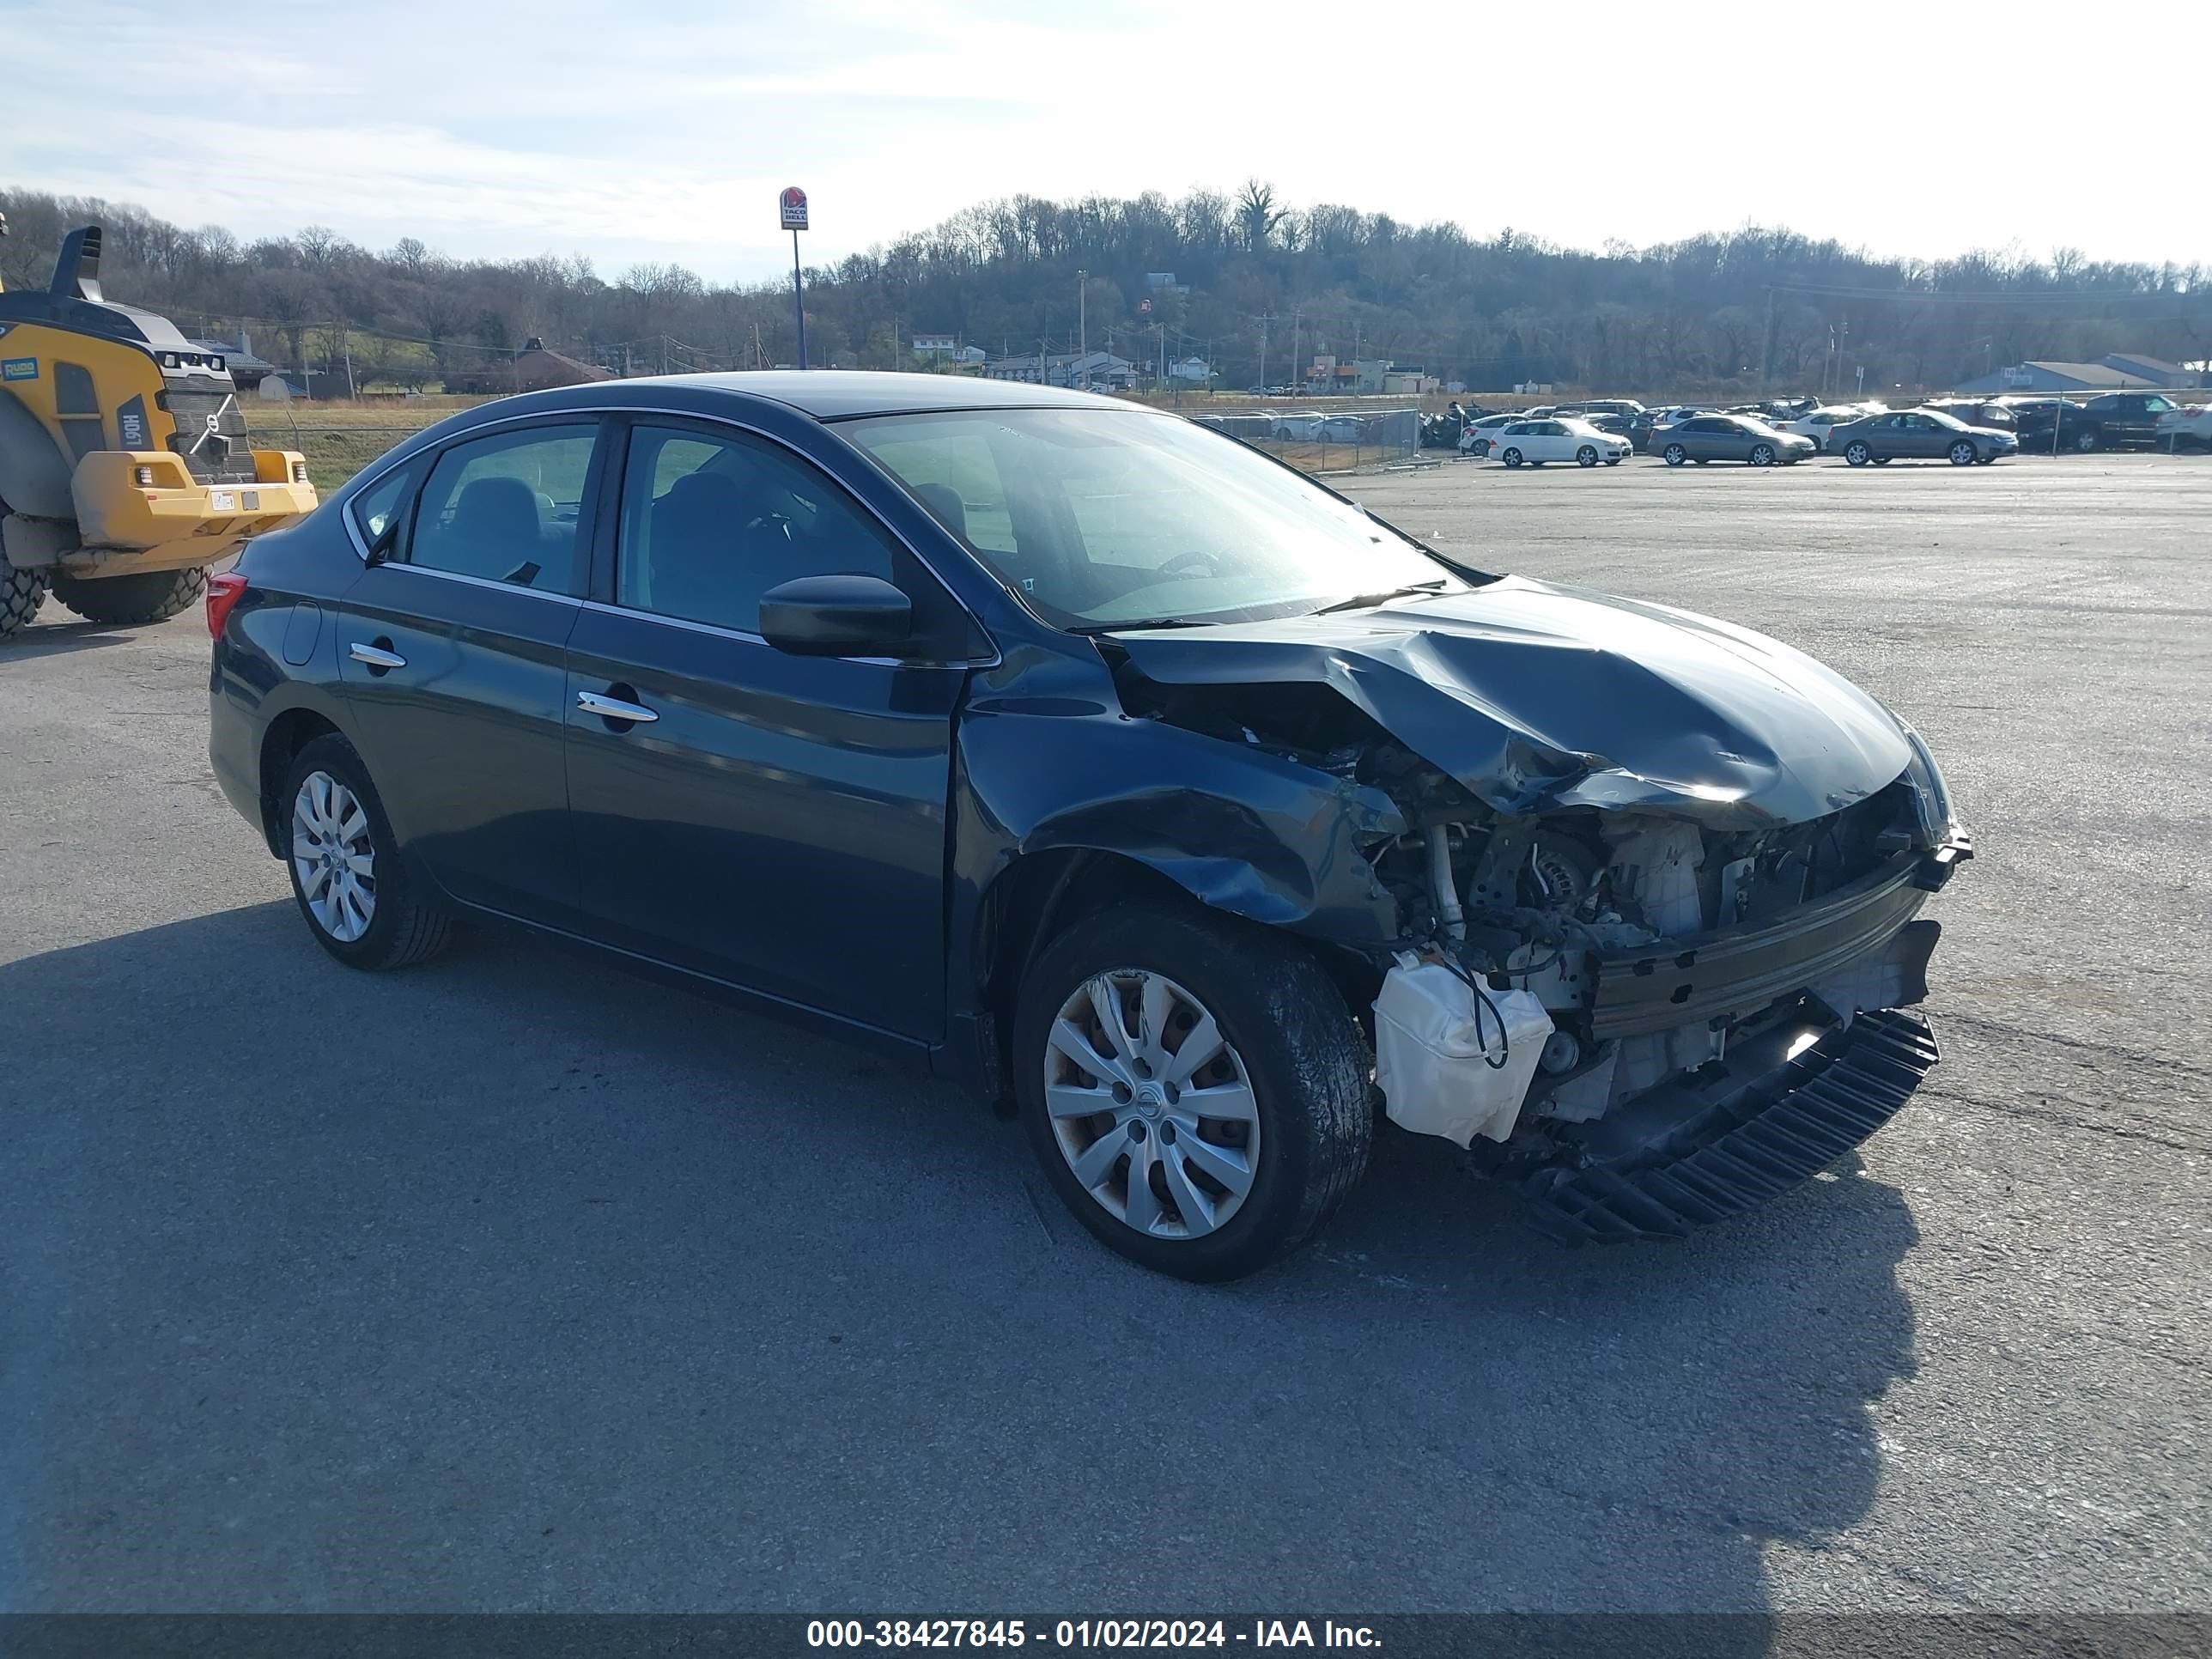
[1472,439,1491,457]
[1663,444,1686,465]
[280,733,453,971]
[1873,456,1892,465]
[1501,447,1524,468]
[1749,443,1776,466]
[1844,441,1872,466]
[1016,903,1371,1281]
[50,565,208,626]
[1576,444,1599,466]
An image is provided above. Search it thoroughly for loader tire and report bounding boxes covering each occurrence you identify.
[51,565,208,627]
[0,550,50,642]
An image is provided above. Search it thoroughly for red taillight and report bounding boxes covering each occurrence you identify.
[205,570,250,640]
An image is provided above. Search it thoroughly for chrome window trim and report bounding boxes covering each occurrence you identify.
[367,561,585,606]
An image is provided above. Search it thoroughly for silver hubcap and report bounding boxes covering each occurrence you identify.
[1044,969,1260,1241]
[292,770,376,942]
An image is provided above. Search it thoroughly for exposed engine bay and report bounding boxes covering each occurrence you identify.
[1107,618,1972,1239]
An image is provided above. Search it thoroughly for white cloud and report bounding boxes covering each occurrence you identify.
[6,0,2205,279]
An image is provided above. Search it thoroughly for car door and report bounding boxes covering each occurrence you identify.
[334,416,606,926]
[1532,420,1571,461]
[561,416,976,1042]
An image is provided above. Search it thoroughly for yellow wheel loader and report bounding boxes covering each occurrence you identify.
[0,218,317,641]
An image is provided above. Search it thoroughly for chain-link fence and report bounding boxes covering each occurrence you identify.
[1188,406,1423,472]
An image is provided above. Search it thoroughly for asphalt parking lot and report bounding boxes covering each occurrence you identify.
[3,453,2207,1615]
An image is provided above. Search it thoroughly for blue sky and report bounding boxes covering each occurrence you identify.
[4,0,2203,280]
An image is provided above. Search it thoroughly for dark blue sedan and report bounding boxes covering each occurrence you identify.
[210,373,1969,1278]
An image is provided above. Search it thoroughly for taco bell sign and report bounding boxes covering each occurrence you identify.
[780,186,809,232]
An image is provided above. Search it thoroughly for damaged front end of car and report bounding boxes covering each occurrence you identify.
[1102,577,1972,1242]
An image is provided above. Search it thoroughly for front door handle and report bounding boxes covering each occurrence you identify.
[349,641,406,672]
[577,688,659,725]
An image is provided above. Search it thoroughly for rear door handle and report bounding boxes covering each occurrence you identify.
[577,689,659,725]
[349,641,406,671]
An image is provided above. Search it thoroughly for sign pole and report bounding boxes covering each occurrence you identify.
[792,231,806,371]
[779,186,811,370]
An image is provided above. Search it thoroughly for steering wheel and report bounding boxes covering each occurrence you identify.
[1156,550,1220,578]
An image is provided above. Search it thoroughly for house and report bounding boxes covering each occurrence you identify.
[1952,353,2201,396]
[447,337,615,396]
[2098,353,2197,388]
[983,349,1134,388]
[192,331,282,391]
[910,332,958,356]
[1169,356,1212,384]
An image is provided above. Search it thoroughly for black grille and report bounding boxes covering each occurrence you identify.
[162,380,258,484]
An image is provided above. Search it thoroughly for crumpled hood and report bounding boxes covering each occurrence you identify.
[1109,574,1913,828]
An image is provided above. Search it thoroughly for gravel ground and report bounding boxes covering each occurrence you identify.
[3,452,2205,1614]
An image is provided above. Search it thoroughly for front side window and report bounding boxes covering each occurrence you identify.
[844,408,1469,631]
[2145,397,2174,413]
[616,423,893,635]
[410,423,598,593]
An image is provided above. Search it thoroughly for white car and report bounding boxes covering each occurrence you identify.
[1316,414,1369,444]
[1270,411,1327,441]
[1492,416,1632,468]
[1781,405,1865,453]
[1458,412,1530,457]
[2155,403,2212,450]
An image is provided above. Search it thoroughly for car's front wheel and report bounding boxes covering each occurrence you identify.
[1844,441,1873,466]
[2075,428,2100,453]
[1016,902,1371,1281]
[1576,444,1599,466]
[1948,440,1978,466]
[1749,443,1776,466]
[281,733,453,971]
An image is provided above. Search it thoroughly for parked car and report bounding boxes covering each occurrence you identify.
[1492,416,1632,467]
[1827,408,2020,466]
[1779,406,1866,453]
[208,372,1971,1279]
[2154,402,2212,451]
[1557,407,1638,442]
[2011,391,2185,453]
[1655,414,1817,467]
[1270,412,1327,441]
[1316,415,1370,445]
[1459,412,1529,457]
[1646,406,1717,447]
[1923,398,2016,432]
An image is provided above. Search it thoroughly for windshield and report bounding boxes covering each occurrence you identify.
[842,408,1471,630]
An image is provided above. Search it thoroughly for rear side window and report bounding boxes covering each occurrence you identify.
[349,464,418,554]
[410,423,599,594]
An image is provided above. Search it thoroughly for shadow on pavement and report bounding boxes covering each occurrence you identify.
[3,902,1918,1621]
[3,622,135,661]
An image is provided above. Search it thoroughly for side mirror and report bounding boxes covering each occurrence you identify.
[758,573,913,658]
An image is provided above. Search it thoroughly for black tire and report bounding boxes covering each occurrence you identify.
[1576,444,1599,466]
[1693,458,1709,465]
[279,733,453,971]
[1471,439,1491,457]
[2075,428,2099,453]
[1948,440,1977,466]
[1844,441,1872,467]
[1015,902,1372,1282]
[1501,447,1524,468]
[1663,443,1687,466]
[0,548,49,642]
[1873,456,1892,465]
[1749,443,1776,466]
[50,565,207,626]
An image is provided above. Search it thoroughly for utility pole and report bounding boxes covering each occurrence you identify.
[1759,286,1776,388]
[1290,307,1301,393]
[1256,312,1278,392]
[1077,269,1086,383]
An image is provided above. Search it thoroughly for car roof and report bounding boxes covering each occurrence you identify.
[574,369,1133,421]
